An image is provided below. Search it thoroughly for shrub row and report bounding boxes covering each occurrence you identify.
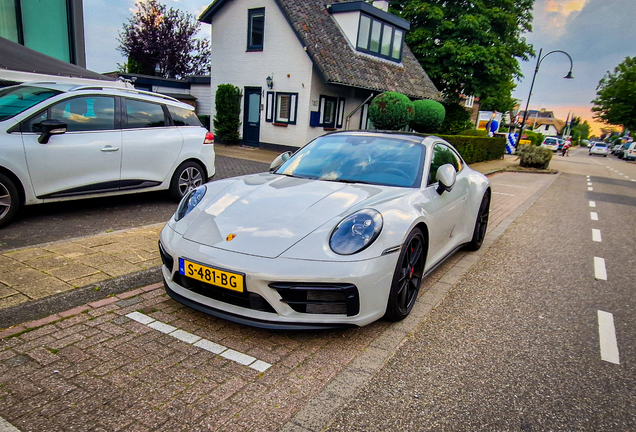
[437,135,506,164]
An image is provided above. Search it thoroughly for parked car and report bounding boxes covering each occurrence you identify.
[611,143,624,155]
[541,137,561,152]
[159,131,491,328]
[589,142,609,157]
[617,142,631,159]
[0,82,215,227]
[624,142,636,161]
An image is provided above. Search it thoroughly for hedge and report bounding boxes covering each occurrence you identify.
[437,135,506,164]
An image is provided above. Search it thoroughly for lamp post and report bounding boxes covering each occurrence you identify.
[515,48,574,147]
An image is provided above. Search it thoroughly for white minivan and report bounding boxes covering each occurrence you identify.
[0,83,215,227]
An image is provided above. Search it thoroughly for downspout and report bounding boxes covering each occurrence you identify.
[344,93,375,130]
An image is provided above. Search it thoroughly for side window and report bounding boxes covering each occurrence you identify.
[44,96,115,132]
[247,8,265,51]
[23,110,48,133]
[125,99,166,128]
[168,105,201,127]
[428,144,461,185]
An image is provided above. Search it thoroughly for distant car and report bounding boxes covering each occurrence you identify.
[0,82,216,227]
[589,142,609,157]
[541,137,560,152]
[617,143,631,159]
[624,142,636,161]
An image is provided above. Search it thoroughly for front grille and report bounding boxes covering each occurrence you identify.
[173,273,275,313]
[158,242,174,273]
[269,282,359,316]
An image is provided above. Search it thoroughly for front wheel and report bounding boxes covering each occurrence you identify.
[385,228,426,321]
[0,173,20,228]
[466,189,491,251]
[169,161,205,201]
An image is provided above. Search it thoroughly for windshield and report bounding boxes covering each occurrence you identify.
[275,133,425,188]
[0,86,61,122]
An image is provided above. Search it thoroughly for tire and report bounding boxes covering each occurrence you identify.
[169,161,205,201]
[385,227,426,321]
[0,173,20,228]
[465,189,491,251]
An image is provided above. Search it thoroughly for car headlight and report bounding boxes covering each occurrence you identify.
[174,185,206,221]
[330,209,383,255]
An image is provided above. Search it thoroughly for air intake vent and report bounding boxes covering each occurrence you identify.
[269,283,359,316]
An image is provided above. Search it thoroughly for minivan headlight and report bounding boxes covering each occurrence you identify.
[330,209,383,255]
[174,186,206,221]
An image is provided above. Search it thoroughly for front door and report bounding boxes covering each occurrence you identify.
[243,87,261,146]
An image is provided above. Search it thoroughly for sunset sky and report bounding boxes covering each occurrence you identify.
[84,0,635,136]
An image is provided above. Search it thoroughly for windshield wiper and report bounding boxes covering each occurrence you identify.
[329,178,376,185]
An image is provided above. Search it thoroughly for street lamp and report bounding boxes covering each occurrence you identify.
[515,48,574,147]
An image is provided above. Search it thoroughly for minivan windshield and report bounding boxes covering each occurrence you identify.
[0,86,61,122]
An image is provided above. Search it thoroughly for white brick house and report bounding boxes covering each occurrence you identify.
[200,0,439,150]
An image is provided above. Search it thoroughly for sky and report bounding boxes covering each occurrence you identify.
[84,0,636,136]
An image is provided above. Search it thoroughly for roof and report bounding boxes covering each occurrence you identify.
[0,36,115,82]
[200,0,439,100]
[533,118,566,133]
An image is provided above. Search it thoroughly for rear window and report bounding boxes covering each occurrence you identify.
[168,105,201,127]
[545,139,557,144]
[0,86,61,122]
[595,143,607,148]
[125,99,166,128]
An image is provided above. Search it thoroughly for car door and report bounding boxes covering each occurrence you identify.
[120,98,183,189]
[422,143,470,265]
[21,95,122,198]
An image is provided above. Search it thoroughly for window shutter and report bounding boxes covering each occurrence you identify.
[289,94,297,124]
[319,96,326,126]
[265,91,274,122]
[336,98,345,128]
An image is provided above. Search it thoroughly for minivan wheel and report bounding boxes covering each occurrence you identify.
[169,161,205,201]
[0,173,20,228]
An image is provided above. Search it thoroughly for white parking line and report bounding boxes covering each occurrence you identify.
[493,191,515,196]
[594,257,607,280]
[587,182,593,186]
[588,187,593,191]
[590,212,599,221]
[589,201,596,207]
[598,310,620,365]
[592,229,602,242]
[126,312,272,372]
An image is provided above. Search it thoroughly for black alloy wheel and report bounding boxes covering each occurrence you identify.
[466,189,491,251]
[385,228,426,321]
[170,161,205,201]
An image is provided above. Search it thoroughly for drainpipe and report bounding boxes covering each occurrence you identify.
[345,93,375,130]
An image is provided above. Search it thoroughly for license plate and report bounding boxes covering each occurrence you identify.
[179,258,244,293]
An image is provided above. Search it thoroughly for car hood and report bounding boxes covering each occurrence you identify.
[181,173,402,258]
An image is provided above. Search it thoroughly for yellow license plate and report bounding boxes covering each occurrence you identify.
[179,258,244,293]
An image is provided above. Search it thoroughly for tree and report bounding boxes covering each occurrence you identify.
[438,102,473,135]
[213,84,241,143]
[592,56,636,131]
[118,0,210,79]
[390,0,534,111]
[571,120,590,143]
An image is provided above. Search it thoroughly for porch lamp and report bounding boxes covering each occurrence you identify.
[515,48,574,147]
[266,76,273,89]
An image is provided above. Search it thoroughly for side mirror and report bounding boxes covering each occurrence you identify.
[435,164,456,195]
[38,120,67,144]
[269,151,293,172]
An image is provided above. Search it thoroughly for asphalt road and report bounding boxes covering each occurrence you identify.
[326,148,636,431]
[0,155,269,251]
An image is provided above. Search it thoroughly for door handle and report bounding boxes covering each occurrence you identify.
[101,146,119,152]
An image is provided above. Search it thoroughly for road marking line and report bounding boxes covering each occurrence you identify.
[494,184,528,188]
[592,229,602,242]
[618,173,624,176]
[590,212,598,221]
[126,312,272,371]
[589,201,596,207]
[493,192,515,196]
[624,175,629,178]
[598,311,620,365]
[587,182,593,186]
[588,187,593,191]
[0,416,20,432]
[594,257,607,280]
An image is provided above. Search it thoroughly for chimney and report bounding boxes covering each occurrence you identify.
[373,1,389,12]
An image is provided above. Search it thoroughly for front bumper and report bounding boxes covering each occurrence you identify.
[159,224,399,328]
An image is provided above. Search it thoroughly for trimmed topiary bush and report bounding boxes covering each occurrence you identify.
[438,135,506,164]
[518,144,553,169]
[410,99,445,133]
[458,128,488,137]
[213,84,241,143]
[368,92,414,130]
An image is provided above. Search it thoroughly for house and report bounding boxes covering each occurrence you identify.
[531,118,566,137]
[460,95,480,124]
[200,0,439,150]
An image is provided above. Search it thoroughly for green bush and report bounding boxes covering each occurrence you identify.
[438,102,474,135]
[410,99,445,133]
[213,84,241,143]
[437,135,506,164]
[368,92,414,130]
[518,144,552,169]
[458,129,488,137]
[523,130,545,146]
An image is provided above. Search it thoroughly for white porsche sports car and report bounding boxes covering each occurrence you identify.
[159,131,491,329]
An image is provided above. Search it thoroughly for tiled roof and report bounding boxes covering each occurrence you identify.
[276,0,440,100]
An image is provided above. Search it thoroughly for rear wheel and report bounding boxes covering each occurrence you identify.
[0,173,20,228]
[169,161,205,201]
[385,228,426,321]
[466,189,491,251]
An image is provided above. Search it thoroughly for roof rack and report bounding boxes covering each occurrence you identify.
[68,85,181,103]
